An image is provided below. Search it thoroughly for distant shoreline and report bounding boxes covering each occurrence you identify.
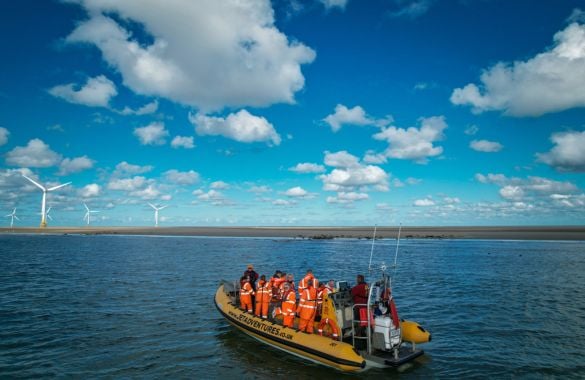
[1,226,584,240]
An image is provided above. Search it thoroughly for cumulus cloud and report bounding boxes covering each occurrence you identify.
[414,198,435,206]
[171,135,195,149]
[108,176,148,191]
[289,162,326,173]
[0,127,9,146]
[273,198,295,206]
[114,161,153,176]
[65,2,315,111]
[58,156,95,175]
[323,104,379,132]
[210,181,230,190]
[476,173,578,201]
[190,110,281,145]
[134,122,169,145]
[5,139,62,168]
[537,130,585,172]
[320,150,389,191]
[326,191,368,204]
[451,21,585,116]
[118,100,158,115]
[470,139,503,153]
[320,0,348,10]
[163,169,200,185]
[372,116,447,164]
[284,186,309,198]
[49,75,117,107]
[79,183,101,198]
[249,185,271,193]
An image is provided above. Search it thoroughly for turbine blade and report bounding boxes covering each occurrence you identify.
[84,203,89,212]
[148,202,156,210]
[159,205,168,210]
[48,182,71,191]
[22,174,46,191]
[14,215,20,220]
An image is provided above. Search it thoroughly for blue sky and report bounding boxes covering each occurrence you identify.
[1,0,585,227]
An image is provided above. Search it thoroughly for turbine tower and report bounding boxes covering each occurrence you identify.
[23,174,71,228]
[5,208,19,228]
[148,203,167,227]
[83,203,100,226]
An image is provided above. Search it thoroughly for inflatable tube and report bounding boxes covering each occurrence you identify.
[400,320,431,344]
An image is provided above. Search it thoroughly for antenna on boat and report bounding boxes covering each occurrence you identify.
[368,225,377,273]
[392,223,402,278]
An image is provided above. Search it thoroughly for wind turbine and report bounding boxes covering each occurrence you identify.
[148,203,167,227]
[83,203,100,226]
[23,174,71,227]
[5,208,19,228]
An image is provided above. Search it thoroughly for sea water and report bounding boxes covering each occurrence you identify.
[1,234,584,379]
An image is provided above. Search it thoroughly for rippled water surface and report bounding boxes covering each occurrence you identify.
[1,234,585,378]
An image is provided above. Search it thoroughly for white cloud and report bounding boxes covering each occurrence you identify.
[323,104,377,132]
[108,176,148,191]
[289,162,326,173]
[320,151,389,191]
[537,130,585,172]
[249,185,272,193]
[470,139,503,153]
[389,0,434,19]
[451,21,585,116]
[273,198,295,206]
[476,173,578,201]
[0,127,9,146]
[134,122,169,145]
[326,191,368,204]
[65,2,315,111]
[114,161,153,176]
[499,185,524,200]
[118,100,158,115]
[79,183,101,198]
[284,186,309,197]
[5,139,62,168]
[324,150,360,168]
[210,181,230,190]
[171,135,195,149]
[58,156,95,175]
[49,75,117,107]
[191,110,281,145]
[414,198,435,206]
[130,184,162,200]
[372,116,447,164]
[164,169,200,185]
[464,125,479,135]
[320,0,348,10]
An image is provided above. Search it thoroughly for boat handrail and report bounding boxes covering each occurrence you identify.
[351,303,372,353]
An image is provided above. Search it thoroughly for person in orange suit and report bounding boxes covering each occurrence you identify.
[255,275,272,319]
[297,279,318,333]
[281,282,296,328]
[270,271,285,301]
[240,276,255,313]
[298,269,317,293]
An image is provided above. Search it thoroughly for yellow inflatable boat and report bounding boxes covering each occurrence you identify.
[215,272,431,371]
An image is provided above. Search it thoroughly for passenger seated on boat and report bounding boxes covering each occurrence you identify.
[240,276,255,313]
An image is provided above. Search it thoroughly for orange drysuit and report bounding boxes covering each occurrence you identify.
[281,290,296,328]
[255,280,272,319]
[297,286,318,333]
[240,281,255,313]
